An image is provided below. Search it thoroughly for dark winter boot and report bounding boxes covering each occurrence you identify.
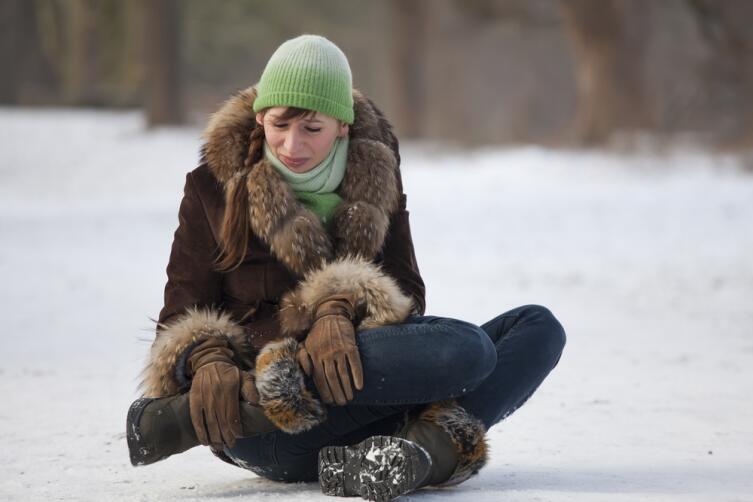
[127,393,276,466]
[396,419,459,486]
[400,399,489,487]
[318,435,433,502]
[316,400,487,501]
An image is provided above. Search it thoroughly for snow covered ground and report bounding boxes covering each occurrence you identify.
[1,108,752,501]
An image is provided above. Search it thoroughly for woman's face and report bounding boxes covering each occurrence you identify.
[256,107,349,173]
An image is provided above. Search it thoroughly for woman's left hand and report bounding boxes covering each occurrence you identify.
[297,295,364,405]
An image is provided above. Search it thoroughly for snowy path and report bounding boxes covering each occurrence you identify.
[1,109,752,501]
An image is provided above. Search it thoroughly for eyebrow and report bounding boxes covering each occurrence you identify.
[269,114,323,124]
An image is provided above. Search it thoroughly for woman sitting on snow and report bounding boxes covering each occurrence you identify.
[127,34,566,502]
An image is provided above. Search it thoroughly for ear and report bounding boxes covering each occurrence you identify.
[338,122,349,138]
[255,111,265,126]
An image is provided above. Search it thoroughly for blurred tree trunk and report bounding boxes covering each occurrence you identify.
[142,0,184,126]
[687,0,753,148]
[66,0,101,105]
[0,1,30,103]
[386,0,428,139]
[560,0,653,145]
[0,0,56,104]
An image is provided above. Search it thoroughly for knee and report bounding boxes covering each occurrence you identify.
[444,322,497,386]
[519,304,566,366]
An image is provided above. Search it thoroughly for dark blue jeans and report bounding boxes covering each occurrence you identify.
[224,304,566,482]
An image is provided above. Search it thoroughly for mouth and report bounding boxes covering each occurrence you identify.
[279,154,309,168]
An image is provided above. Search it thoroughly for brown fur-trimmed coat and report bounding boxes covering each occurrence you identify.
[140,87,425,432]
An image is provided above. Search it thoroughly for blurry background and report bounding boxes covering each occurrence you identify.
[3,0,753,149]
[1,1,752,501]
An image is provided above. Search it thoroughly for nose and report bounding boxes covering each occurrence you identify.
[283,128,302,155]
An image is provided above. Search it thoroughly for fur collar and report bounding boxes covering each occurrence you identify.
[200,86,400,277]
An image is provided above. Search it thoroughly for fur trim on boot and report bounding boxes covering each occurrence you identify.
[417,400,489,486]
[278,256,414,337]
[140,307,246,398]
[255,337,327,433]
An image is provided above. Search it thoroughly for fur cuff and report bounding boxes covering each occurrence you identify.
[419,400,489,487]
[278,256,413,337]
[139,307,245,398]
[255,337,327,434]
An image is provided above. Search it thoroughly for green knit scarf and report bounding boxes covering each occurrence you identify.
[264,136,348,224]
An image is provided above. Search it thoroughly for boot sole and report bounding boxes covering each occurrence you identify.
[318,435,431,502]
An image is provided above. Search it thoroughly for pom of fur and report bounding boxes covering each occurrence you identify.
[140,307,245,398]
[255,338,327,434]
[331,201,390,261]
[330,139,398,260]
[278,256,414,337]
[340,139,398,212]
[246,160,333,276]
[418,400,489,486]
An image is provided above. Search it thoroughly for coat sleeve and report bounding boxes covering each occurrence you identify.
[370,100,426,316]
[140,171,244,398]
[157,171,223,329]
[379,190,426,316]
[379,113,426,316]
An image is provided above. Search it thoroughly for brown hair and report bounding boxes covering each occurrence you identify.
[212,106,321,272]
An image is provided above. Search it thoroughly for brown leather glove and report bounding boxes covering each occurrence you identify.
[187,337,243,449]
[297,294,364,406]
[240,371,260,405]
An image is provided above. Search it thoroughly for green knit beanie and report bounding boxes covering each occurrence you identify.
[253,34,354,124]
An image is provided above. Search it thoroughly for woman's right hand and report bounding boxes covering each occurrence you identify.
[187,338,243,449]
